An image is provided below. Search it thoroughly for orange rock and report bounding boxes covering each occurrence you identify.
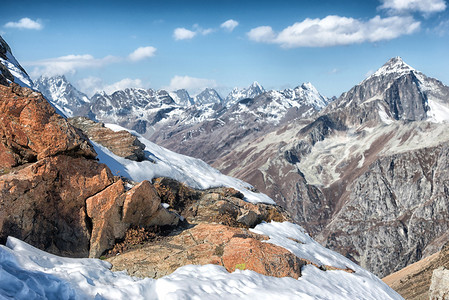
[222,237,305,279]
[0,84,96,170]
[122,180,160,225]
[86,180,128,258]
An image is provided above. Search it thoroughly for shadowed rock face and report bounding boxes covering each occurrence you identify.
[68,116,145,161]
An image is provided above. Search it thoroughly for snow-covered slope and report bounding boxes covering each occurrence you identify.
[95,123,275,204]
[33,75,90,117]
[0,221,403,300]
[0,35,33,88]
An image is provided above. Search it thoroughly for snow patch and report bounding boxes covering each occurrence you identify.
[0,222,402,300]
[96,123,275,204]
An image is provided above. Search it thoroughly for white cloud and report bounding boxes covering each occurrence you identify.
[165,75,217,95]
[248,15,420,48]
[433,19,449,35]
[76,77,146,96]
[173,28,197,40]
[193,24,215,35]
[379,0,446,14]
[128,46,157,61]
[247,26,276,42]
[103,78,145,94]
[24,54,120,77]
[220,19,239,32]
[4,17,43,30]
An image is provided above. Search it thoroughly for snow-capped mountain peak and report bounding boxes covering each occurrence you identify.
[225,81,266,105]
[194,88,223,105]
[33,75,90,117]
[369,56,416,79]
[169,89,194,106]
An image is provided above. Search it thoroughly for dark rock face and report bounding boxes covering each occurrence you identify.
[0,155,114,257]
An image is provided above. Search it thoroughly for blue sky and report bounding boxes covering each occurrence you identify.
[1,0,448,98]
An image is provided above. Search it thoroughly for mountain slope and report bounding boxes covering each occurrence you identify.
[0,36,33,88]
[34,75,90,117]
[214,57,449,278]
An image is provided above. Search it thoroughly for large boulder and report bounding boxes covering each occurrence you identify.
[107,223,305,279]
[68,116,145,161]
[0,84,96,171]
[0,155,114,257]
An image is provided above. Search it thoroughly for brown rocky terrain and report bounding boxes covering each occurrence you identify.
[0,83,180,258]
[383,242,449,299]
[68,116,145,161]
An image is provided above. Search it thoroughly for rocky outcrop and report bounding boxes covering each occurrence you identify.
[383,242,449,299]
[0,84,96,171]
[86,179,179,258]
[0,83,178,258]
[0,155,114,256]
[430,267,449,299]
[68,116,145,161]
[107,223,305,279]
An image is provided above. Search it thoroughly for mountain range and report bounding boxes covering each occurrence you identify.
[0,34,403,299]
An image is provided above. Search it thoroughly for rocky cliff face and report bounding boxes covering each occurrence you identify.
[0,83,179,258]
[214,57,449,278]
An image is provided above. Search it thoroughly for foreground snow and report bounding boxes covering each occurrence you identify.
[93,123,275,204]
[0,222,403,300]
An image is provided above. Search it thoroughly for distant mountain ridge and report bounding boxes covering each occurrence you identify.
[34,76,331,163]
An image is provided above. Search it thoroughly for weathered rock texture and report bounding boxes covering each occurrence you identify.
[68,116,145,161]
[107,223,305,279]
[213,57,449,278]
[86,179,179,258]
[430,267,449,300]
[0,83,178,258]
[0,155,113,256]
[383,242,449,300]
[0,84,96,171]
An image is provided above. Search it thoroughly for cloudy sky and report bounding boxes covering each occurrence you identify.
[1,0,448,97]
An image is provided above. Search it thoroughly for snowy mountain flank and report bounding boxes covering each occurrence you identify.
[0,35,402,299]
[33,75,90,117]
[214,57,449,280]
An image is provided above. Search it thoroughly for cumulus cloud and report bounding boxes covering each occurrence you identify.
[76,77,145,96]
[248,15,420,48]
[24,54,120,77]
[173,28,197,40]
[165,75,217,94]
[4,17,43,30]
[102,78,145,94]
[379,0,447,14]
[220,19,239,32]
[247,26,276,42]
[128,46,157,61]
